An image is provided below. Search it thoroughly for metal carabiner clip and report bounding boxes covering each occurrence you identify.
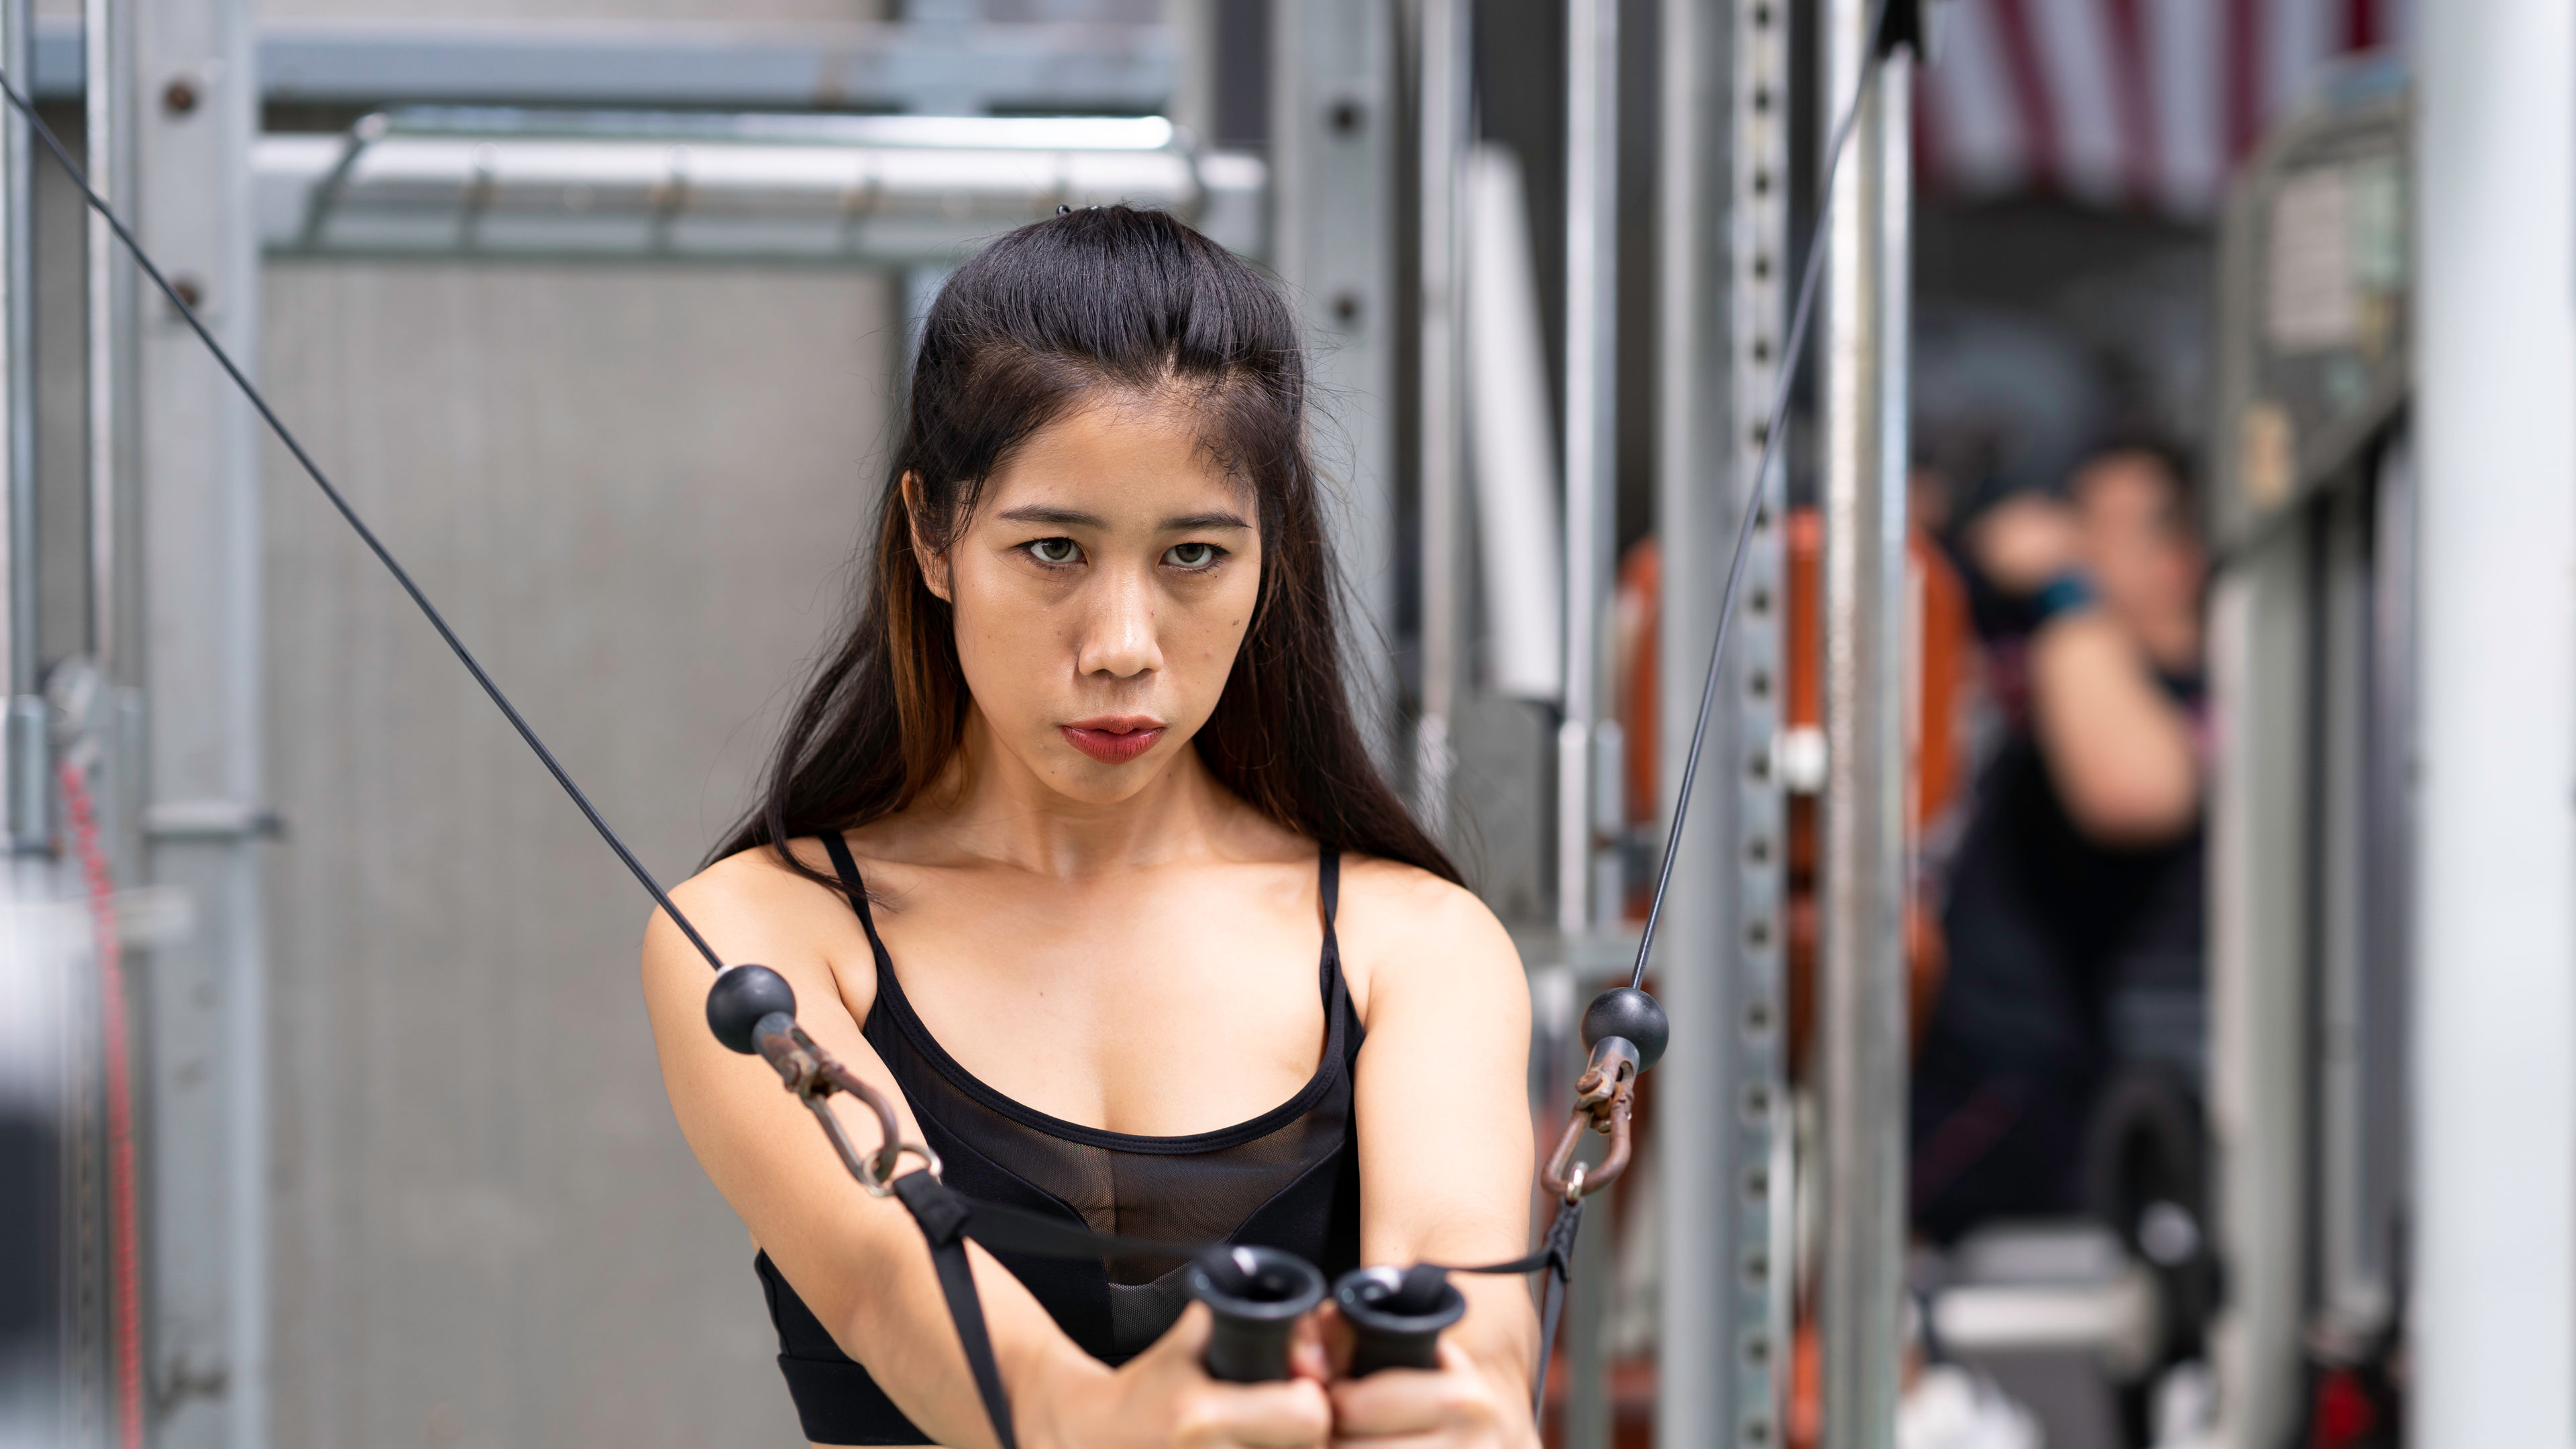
[757,1019,945,1196]
[1540,1043,1638,1204]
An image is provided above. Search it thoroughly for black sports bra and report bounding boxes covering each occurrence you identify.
[755,838,1366,1446]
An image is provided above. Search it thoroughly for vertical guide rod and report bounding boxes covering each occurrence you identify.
[0,0,38,849]
[87,0,135,680]
[1816,0,1910,1444]
[1413,0,1466,837]
[1557,0,1619,936]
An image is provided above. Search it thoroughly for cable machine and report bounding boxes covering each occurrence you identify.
[3,3,1948,1445]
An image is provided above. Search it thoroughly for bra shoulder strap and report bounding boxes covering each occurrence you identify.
[817,832,891,958]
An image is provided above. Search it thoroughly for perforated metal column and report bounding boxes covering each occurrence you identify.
[1655,0,1789,1443]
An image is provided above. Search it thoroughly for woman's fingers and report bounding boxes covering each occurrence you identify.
[1124,1303,1332,1449]
[1324,1347,1490,1439]
[1175,1377,1335,1448]
[1291,1305,1334,1383]
[1326,1342,1538,1448]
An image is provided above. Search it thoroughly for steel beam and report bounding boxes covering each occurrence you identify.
[135,0,268,1444]
[1815,5,1908,1447]
[250,113,1266,267]
[27,14,1175,117]
[1557,0,1619,939]
[1654,0,1789,1443]
[0,0,41,854]
[1271,0,1397,755]
[1414,0,1466,836]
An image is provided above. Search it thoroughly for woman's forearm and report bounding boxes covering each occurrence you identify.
[2026,612,2200,845]
[814,1224,1102,1449]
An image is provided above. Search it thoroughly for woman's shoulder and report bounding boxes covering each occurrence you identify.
[1330,852,1524,1019]
[644,838,878,1013]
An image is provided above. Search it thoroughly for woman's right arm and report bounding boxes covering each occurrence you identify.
[641,846,1330,1449]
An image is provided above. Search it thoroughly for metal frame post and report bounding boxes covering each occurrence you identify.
[136,0,269,1442]
[87,0,135,681]
[1557,0,1619,937]
[1272,0,1397,756]
[2411,0,2576,1441]
[1413,0,1467,837]
[1,0,42,852]
[1816,4,1908,1446]
[85,0,142,897]
[1656,0,1790,1442]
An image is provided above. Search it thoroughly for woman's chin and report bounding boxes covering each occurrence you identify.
[1034,744,1178,804]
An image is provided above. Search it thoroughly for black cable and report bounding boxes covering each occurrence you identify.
[1629,0,1898,991]
[0,70,733,977]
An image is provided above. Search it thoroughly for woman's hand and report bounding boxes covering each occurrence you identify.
[1028,1303,1334,1449]
[1967,492,2082,596]
[1324,1338,1540,1449]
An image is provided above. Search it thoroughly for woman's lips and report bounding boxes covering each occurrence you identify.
[1060,718,1167,764]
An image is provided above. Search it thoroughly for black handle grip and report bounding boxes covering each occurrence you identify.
[1334,1265,1466,1377]
[1190,1246,1326,1383]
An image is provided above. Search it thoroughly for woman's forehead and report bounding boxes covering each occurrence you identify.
[981,396,1252,523]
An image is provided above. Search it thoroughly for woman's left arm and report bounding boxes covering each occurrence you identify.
[1334,861,1542,1448]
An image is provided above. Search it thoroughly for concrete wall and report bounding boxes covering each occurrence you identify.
[258,260,894,1448]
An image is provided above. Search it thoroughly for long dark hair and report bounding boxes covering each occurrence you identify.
[714,205,1458,888]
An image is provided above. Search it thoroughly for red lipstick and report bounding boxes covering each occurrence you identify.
[1060,716,1167,764]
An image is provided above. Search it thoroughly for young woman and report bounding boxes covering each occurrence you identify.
[643,207,1540,1449]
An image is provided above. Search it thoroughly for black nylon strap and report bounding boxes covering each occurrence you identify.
[1525,1199,1582,1413]
[894,1173,1020,1449]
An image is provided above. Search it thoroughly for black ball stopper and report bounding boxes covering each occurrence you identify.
[1580,986,1670,1073]
[706,964,798,1055]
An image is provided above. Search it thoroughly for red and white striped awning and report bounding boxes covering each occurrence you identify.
[1915,0,2412,219]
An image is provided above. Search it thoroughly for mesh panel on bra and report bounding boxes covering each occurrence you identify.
[827,837,1362,1358]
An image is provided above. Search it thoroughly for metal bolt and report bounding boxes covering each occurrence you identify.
[162,77,198,115]
[1330,291,1362,327]
[1328,99,1365,136]
[169,274,205,310]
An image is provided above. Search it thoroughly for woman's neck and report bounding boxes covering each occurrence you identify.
[890,706,1260,879]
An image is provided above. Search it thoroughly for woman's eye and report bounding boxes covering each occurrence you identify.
[1163,541,1223,569]
[1027,537,1082,566]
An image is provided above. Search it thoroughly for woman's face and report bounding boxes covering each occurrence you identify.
[918,392,1261,804]
[2074,450,2206,670]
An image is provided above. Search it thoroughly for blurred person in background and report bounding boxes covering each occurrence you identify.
[1910,441,2209,1242]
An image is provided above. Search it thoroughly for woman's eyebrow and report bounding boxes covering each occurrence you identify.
[994,504,1251,531]
[996,504,1105,528]
[1161,511,1253,532]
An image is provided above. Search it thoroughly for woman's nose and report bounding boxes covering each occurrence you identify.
[1077,564,1161,679]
